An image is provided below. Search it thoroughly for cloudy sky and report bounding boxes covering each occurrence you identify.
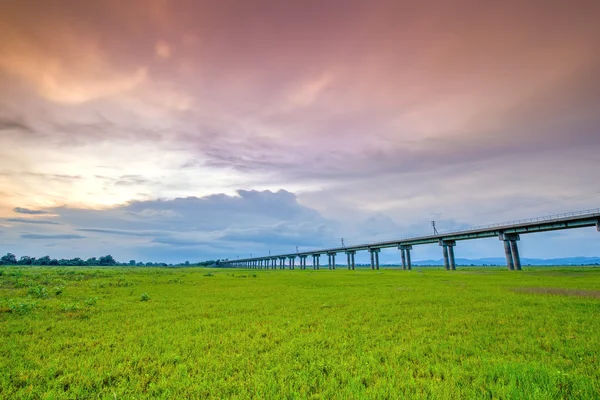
[1,0,599,263]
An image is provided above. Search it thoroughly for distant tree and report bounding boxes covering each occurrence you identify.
[49,259,59,266]
[129,260,136,266]
[71,258,85,266]
[99,255,116,266]
[35,256,51,265]
[1,253,17,265]
[86,257,98,266]
[18,256,33,265]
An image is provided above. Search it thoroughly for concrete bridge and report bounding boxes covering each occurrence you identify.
[221,208,600,271]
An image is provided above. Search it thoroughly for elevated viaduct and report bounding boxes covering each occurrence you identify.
[221,208,600,271]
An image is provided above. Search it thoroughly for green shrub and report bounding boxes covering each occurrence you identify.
[84,297,98,307]
[28,285,49,299]
[54,285,65,295]
[8,299,37,315]
[140,293,150,302]
[61,303,80,312]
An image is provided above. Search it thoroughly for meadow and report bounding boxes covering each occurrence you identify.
[1,266,599,399]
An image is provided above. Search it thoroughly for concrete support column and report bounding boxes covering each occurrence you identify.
[399,245,413,270]
[500,233,521,270]
[346,251,356,270]
[315,254,320,270]
[441,242,450,270]
[440,240,456,270]
[328,254,332,269]
[369,248,380,270]
[331,253,336,270]
[400,248,406,270]
[510,239,522,271]
[503,240,514,270]
[448,245,456,270]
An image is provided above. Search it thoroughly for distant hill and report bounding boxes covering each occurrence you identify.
[406,257,600,266]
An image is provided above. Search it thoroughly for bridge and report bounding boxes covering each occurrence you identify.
[221,208,600,271]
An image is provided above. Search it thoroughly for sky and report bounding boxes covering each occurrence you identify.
[0,0,599,264]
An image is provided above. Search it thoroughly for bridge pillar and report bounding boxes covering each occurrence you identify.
[327,253,336,270]
[399,245,412,270]
[597,219,600,232]
[346,250,356,270]
[437,240,456,270]
[369,248,380,270]
[499,233,521,270]
[312,254,320,269]
[440,240,450,270]
[272,258,277,269]
[299,255,307,269]
[289,256,295,270]
[510,237,522,271]
[400,247,406,270]
[503,239,514,270]
[444,241,457,270]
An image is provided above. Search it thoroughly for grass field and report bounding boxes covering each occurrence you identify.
[1,266,600,399]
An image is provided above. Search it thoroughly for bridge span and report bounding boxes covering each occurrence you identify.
[221,208,600,271]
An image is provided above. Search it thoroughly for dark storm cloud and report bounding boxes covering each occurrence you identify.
[76,228,167,237]
[5,218,60,225]
[0,116,32,132]
[14,207,50,215]
[21,233,86,240]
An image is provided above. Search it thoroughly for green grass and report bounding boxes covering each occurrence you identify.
[1,266,599,399]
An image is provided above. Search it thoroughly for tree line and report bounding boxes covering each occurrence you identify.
[0,253,219,267]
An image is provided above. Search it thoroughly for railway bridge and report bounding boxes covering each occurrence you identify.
[221,208,600,271]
